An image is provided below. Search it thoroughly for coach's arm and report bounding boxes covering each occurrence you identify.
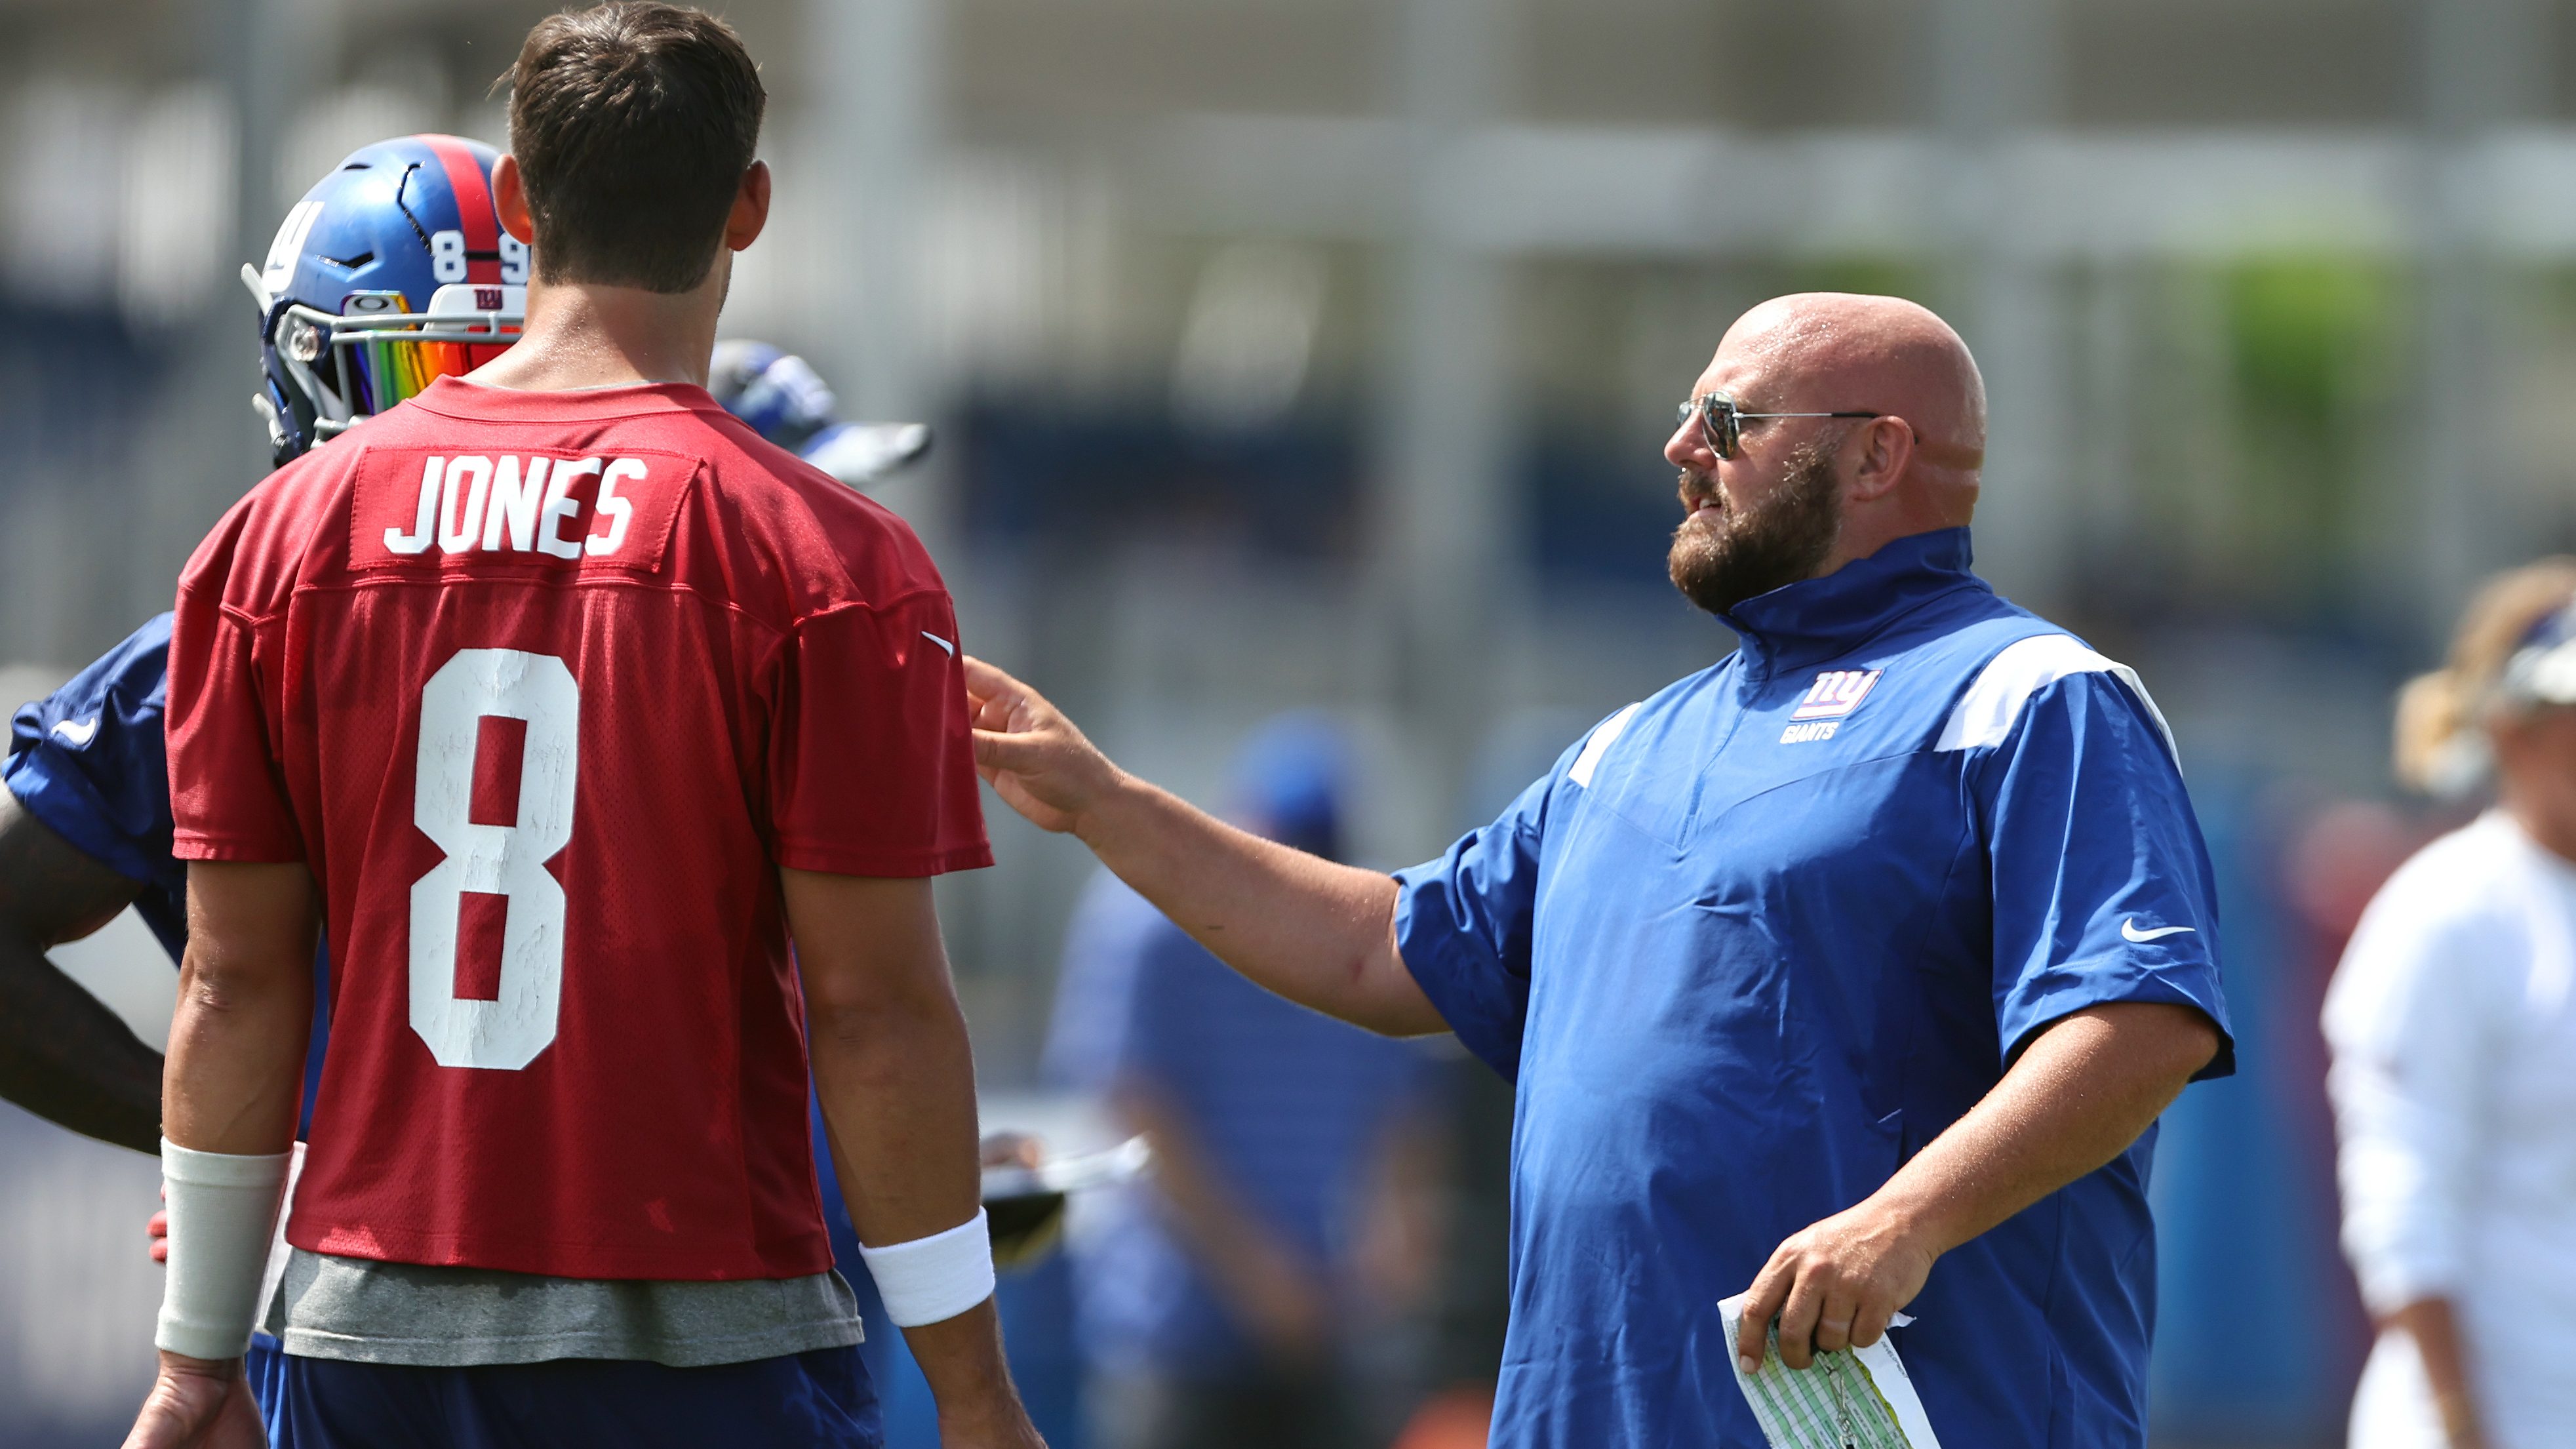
[0,788,163,1153]
[1734,1000,2221,1373]
[962,658,1446,1037]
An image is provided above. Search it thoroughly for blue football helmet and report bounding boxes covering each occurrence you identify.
[707,340,932,488]
[243,134,528,463]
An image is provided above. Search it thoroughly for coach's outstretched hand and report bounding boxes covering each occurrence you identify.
[964,658,1124,838]
[962,658,1446,1037]
[121,1351,264,1449]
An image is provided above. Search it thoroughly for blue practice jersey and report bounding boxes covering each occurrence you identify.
[5,614,188,957]
[1395,528,2232,1449]
[5,612,337,1132]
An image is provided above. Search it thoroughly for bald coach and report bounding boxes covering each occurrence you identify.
[965,292,2231,1449]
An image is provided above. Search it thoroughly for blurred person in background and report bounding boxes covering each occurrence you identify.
[2326,559,2576,1449]
[1042,715,1438,1449]
[1383,1053,1513,1449]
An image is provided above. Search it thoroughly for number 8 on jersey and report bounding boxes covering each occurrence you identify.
[410,648,580,1070]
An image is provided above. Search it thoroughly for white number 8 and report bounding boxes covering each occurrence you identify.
[410,649,580,1070]
[431,229,467,284]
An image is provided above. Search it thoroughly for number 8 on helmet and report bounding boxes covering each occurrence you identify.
[241,133,530,465]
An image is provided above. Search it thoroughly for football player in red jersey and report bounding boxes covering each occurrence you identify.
[123,5,1041,1447]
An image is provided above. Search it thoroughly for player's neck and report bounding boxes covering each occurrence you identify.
[467,266,726,392]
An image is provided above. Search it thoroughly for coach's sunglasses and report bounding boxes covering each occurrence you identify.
[1678,389,1988,471]
[1677,390,1883,461]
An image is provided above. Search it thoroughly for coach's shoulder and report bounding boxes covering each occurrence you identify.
[1930,622,2177,764]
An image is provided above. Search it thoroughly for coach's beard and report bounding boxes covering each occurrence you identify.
[1667,439,1845,616]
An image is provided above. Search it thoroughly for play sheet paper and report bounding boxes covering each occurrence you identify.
[1716,1292,1945,1449]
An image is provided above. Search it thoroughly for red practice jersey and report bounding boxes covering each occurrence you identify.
[167,377,991,1280]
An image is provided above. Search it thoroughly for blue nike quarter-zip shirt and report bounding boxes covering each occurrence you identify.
[1393,528,2232,1449]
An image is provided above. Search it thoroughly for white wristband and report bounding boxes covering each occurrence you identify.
[155,1138,293,1360]
[858,1209,996,1327]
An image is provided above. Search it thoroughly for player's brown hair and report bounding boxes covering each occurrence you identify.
[2394,557,2576,793]
[502,2,765,293]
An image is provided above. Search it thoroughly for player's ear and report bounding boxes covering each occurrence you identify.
[493,155,536,247]
[725,161,772,252]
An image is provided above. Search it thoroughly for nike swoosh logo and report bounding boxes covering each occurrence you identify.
[919,631,957,656]
[49,717,98,747]
[2121,918,2196,943]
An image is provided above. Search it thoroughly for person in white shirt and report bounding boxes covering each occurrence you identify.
[2327,558,2576,1449]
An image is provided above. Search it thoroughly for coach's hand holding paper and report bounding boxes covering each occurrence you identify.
[1732,999,2221,1380]
[1719,1294,1939,1448]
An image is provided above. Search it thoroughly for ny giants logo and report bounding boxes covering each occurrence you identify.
[1781,668,1882,744]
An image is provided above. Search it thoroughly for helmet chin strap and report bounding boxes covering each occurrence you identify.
[249,391,291,460]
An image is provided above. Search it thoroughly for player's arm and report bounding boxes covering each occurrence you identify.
[782,869,1041,1449]
[964,658,1442,1036]
[123,860,317,1449]
[164,862,318,1153]
[1734,1001,2219,1372]
[0,787,162,1152]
